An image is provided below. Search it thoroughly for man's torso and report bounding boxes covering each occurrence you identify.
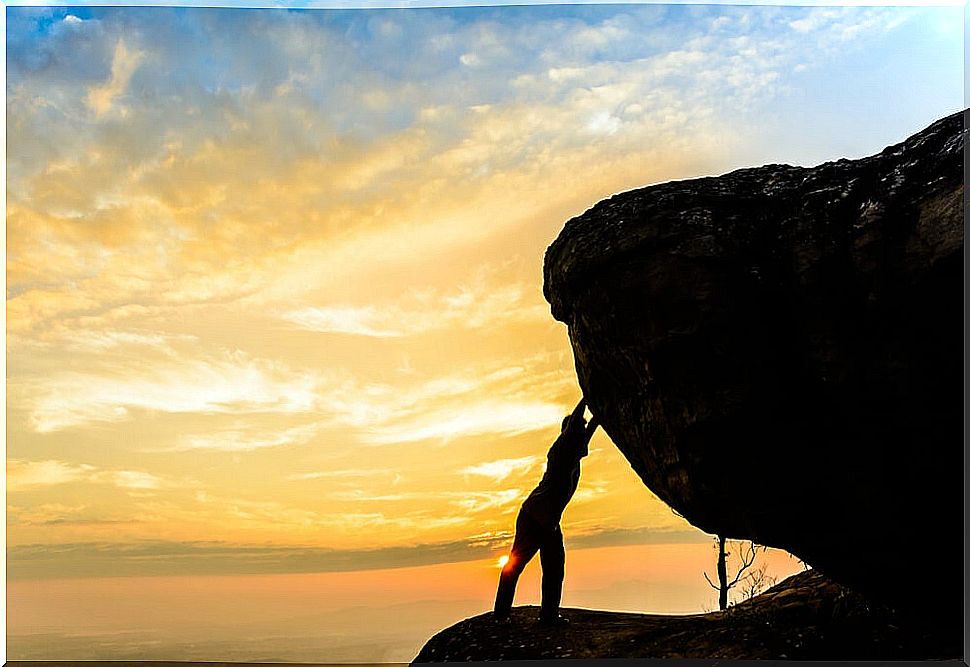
[522,431,585,527]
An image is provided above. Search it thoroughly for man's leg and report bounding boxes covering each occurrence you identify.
[538,524,566,622]
[493,510,541,618]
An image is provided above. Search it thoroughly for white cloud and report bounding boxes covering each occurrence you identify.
[450,489,523,514]
[63,329,198,352]
[361,399,564,445]
[460,455,541,483]
[571,479,611,504]
[282,281,547,338]
[27,351,322,433]
[7,459,171,493]
[99,470,165,490]
[585,110,621,136]
[283,306,406,338]
[572,21,630,50]
[303,353,574,446]
[788,6,912,44]
[547,66,585,82]
[459,52,482,67]
[7,460,97,489]
[170,422,326,452]
[76,349,570,452]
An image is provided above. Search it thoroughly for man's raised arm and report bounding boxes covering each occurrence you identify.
[562,399,587,433]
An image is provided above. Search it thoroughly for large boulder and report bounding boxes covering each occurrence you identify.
[543,110,965,617]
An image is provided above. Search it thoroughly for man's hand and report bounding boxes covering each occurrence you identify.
[571,399,586,418]
[561,398,594,444]
[564,399,587,433]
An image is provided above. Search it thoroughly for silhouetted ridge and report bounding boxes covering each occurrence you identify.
[413,570,960,661]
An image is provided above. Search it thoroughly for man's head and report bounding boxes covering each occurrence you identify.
[561,413,586,433]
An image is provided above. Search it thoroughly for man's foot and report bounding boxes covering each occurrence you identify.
[537,614,570,627]
[492,611,511,624]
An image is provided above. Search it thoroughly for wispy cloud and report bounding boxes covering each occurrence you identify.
[449,489,523,514]
[101,470,167,490]
[317,356,573,445]
[323,488,524,515]
[21,336,571,453]
[169,422,326,452]
[8,459,171,493]
[360,399,564,445]
[282,282,547,338]
[183,488,470,536]
[86,40,145,117]
[459,455,541,482]
[571,479,611,504]
[287,468,400,482]
[64,329,198,352]
[6,460,97,489]
[282,306,406,338]
[26,351,322,433]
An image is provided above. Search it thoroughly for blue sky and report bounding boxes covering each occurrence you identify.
[9,4,963,169]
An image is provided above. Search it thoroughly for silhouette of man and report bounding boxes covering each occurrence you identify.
[493,398,599,626]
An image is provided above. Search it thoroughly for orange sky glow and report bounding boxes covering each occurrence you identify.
[9,544,806,661]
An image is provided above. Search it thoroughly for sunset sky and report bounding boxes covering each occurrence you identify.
[5,0,964,661]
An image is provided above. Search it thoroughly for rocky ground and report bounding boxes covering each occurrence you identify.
[412,570,961,662]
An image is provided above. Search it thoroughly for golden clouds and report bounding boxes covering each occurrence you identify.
[362,399,563,445]
[7,459,169,493]
[86,40,145,117]
[9,4,939,577]
[460,455,540,483]
[282,280,548,338]
[170,422,327,453]
[7,460,98,489]
[25,351,321,433]
[8,0,705,566]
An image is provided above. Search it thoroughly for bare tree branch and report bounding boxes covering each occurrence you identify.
[726,541,760,589]
[703,537,769,609]
[740,563,777,600]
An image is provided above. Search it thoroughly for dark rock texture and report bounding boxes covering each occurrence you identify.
[412,570,961,662]
[543,110,965,619]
